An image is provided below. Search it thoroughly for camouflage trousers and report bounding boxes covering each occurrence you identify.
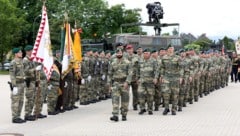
[72,81,79,106]
[154,83,162,108]
[179,78,189,108]
[79,78,89,103]
[99,78,108,99]
[130,81,138,108]
[62,80,73,109]
[193,77,200,101]
[47,86,59,113]
[89,76,99,101]
[34,80,47,115]
[138,82,155,112]
[162,79,179,112]
[25,81,35,116]
[111,82,129,116]
[11,82,25,120]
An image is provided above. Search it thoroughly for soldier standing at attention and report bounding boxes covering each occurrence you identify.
[138,48,159,115]
[47,63,61,115]
[9,48,26,123]
[23,45,38,121]
[108,48,132,122]
[161,45,183,115]
[125,44,139,110]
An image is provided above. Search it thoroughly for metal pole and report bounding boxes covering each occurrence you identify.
[32,15,41,44]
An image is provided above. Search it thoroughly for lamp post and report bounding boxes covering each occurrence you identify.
[32,15,41,44]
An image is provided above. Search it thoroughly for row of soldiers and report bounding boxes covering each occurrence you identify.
[9,45,81,124]
[107,43,232,122]
[9,43,232,123]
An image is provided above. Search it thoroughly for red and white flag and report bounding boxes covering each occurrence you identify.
[31,5,54,80]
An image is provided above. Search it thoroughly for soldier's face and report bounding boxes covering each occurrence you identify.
[116,51,123,58]
[16,51,23,58]
[137,48,143,54]
[26,50,32,56]
[167,47,174,54]
[126,48,133,54]
[143,52,151,59]
[151,52,158,58]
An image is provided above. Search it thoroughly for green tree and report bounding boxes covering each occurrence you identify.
[0,0,25,64]
[184,43,201,51]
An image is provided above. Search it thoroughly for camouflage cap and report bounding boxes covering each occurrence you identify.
[159,48,165,51]
[143,48,151,53]
[136,46,142,50]
[115,48,123,53]
[179,49,185,53]
[92,48,98,53]
[151,49,157,53]
[24,45,33,51]
[167,44,172,49]
[12,47,21,54]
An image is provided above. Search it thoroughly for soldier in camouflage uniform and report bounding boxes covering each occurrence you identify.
[137,48,159,115]
[108,48,132,122]
[62,69,74,111]
[161,45,183,115]
[79,53,90,105]
[23,45,37,121]
[47,64,60,115]
[34,63,47,119]
[178,49,189,111]
[99,50,109,100]
[9,48,26,123]
[125,44,139,110]
[88,48,97,103]
[151,49,162,111]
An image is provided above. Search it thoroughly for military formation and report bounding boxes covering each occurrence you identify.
[9,43,234,123]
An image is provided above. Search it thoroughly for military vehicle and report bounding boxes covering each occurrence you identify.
[81,1,182,51]
[106,33,182,50]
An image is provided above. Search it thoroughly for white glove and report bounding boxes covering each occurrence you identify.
[101,75,106,80]
[35,65,42,71]
[87,76,92,82]
[12,87,18,95]
[48,85,52,90]
[81,79,85,84]
[64,81,68,88]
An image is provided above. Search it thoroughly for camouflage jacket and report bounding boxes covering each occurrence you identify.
[9,58,25,87]
[161,54,183,80]
[108,57,133,84]
[137,57,159,83]
[23,55,35,79]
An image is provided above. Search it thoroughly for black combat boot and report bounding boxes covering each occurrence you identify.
[162,108,170,115]
[172,111,176,115]
[24,115,36,121]
[12,118,26,123]
[178,106,182,112]
[148,111,153,115]
[138,109,146,115]
[133,105,138,111]
[110,116,118,122]
[36,113,47,119]
[194,96,198,102]
[122,115,127,121]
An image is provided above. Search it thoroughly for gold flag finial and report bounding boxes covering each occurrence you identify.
[64,12,68,22]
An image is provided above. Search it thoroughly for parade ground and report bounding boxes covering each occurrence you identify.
[1,75,240,136]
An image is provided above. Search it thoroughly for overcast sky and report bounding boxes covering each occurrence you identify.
[106,0,239,40]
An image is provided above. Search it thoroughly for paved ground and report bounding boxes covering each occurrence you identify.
[1,75,240,136]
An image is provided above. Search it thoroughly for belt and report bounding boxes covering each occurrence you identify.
[16,80,24,84]
[113,78,126,83]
